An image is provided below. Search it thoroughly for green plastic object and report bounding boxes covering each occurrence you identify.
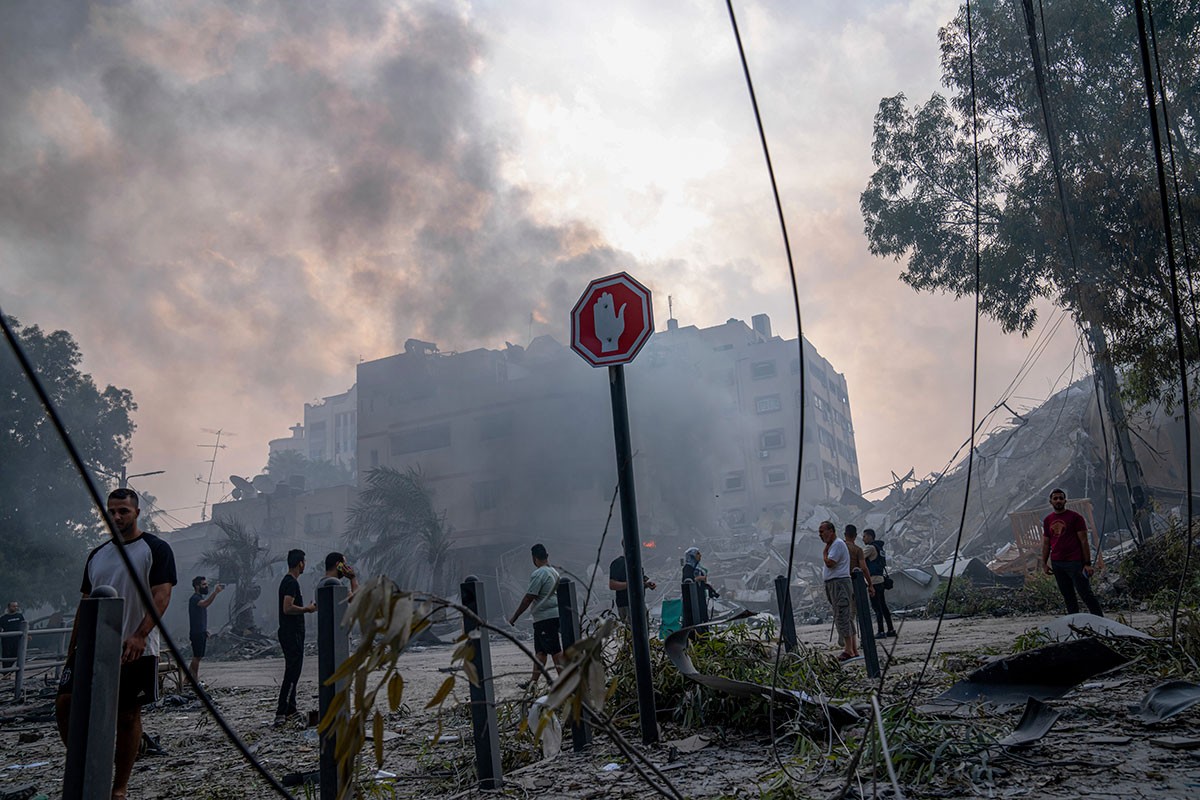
[659,598,682,639]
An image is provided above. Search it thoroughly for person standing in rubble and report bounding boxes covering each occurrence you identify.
[682,547,719,600]
[188,576,224,682]
[609,554,656,624]
[508,543,564,689]
[862,530,895,638]
[1042,489,1103,616]
[819,521,857,661]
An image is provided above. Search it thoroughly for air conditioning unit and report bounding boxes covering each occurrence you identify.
[759,450,770,459]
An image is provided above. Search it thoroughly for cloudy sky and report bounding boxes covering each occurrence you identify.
[0,0,1079,524]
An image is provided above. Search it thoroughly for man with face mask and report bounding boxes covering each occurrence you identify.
[188,576,224,681]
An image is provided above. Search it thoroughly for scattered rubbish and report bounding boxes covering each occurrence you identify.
[1150,736,1200,751]
[662,733,711,754]
[997,698,1060,748]
[927,637,1128,710]
[1040,614,1155,642]
[0,785,39,800]
[526,694,562,759]
[424,733,461,743]
[3,763,48,771]
[365,728,400,743]
[281,770,319,787]
[664,610,859,728]
[138,732,166,757]
[600,763,621,772]
[17,732,42,744]
[372,769,397,780]
[1089,735,1133,745]
[1130,680,1200,724]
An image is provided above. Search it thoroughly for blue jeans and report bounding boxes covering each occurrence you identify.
[1050,560,1102,616]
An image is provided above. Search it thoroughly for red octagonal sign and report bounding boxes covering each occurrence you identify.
[570,272,654,367]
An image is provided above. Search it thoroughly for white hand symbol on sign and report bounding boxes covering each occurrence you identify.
[594,292,626,353]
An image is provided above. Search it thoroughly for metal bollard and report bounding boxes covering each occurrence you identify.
[317,578,350,800]
[8,620,29,702]
[557,577,592,751]
[461,576,502,790]
[851,569,880,679]
[63,586,123,800]
[680,579,699,631]
[773,576,797,653]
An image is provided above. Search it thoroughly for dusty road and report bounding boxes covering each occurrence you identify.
[2,611,1197,799]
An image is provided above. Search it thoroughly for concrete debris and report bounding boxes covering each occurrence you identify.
[1130,680,1200,724]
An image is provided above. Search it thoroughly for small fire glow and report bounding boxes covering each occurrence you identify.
[643,541,656,549]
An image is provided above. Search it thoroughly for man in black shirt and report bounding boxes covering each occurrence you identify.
[275,549,315,727]
[187,576,223,681]
[1,601,26,671]
[608,556,655,624]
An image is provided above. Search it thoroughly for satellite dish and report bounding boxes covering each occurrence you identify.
[229,475,257,501]
[251,474,274,495]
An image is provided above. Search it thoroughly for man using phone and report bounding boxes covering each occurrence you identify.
[188,576,224,681]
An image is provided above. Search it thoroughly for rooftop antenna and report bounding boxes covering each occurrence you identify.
[668,295,674,323]
[196,427,235,521]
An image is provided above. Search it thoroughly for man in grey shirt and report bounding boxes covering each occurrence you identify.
[508,543,564,688]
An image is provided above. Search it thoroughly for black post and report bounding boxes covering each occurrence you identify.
[774,575,797,653]
[557,577,592,751]
[852,569,880,679]
[681,579,699,631]
[63,586,123,800]
[608,364,658,744]
[317,578,350,800]
[461,576,502,789]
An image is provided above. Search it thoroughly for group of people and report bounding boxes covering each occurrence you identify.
[818,521,894,661]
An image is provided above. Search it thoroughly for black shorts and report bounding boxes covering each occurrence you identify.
[59,654,158,709]
[533,619,562,656]
[190,634,207,659]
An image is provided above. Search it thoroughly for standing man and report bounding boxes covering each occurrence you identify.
[862,530,895,638]
[1,601,25,673]
[188,576,223,682]
[609,554,655,624]
[1042,489,1103,616]
[56,488,177,800]
[843,526,875,600]
[323,552,359,599]
[275,549,316,727]
[819,521,857,661]
[508,544,564,689]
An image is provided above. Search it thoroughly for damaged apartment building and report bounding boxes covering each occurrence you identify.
[354,313,862,584]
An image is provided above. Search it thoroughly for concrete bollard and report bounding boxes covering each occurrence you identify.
[557,577,592,751]
[852,568,880,679]
[461,576,503,790]
[317,578,350,800]
[773,575,797,653]
[63,586,123,800]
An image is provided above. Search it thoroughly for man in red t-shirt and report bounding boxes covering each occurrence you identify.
[1041,488,1103,616]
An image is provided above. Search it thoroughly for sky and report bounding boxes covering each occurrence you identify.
[0,0,1080,526]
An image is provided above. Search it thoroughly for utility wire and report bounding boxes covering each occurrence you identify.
[1132,0,1194,645]
[721,0,810,781]
[0,311,297,800]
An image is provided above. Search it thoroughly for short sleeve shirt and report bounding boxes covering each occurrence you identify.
[609,557,630,608]
[81,533,177,657]
[278,574,304,635]
[822,538,851,581]
[526,565,560,622]
[1044,510,1087,562]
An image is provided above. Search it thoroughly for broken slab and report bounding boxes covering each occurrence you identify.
[1040,613,1156,642]
[1130,680,1200,724]
[996,698,1060,748]
[927,637,1128,710]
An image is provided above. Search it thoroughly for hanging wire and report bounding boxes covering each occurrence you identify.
[1132,0,1194,645]
[900,0,984,715]
[0,311,297,800]
[721,0,812,779]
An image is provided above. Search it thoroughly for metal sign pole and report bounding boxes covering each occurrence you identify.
[608,364,658,745]
[63,589,123,800]
[317,579,350,800]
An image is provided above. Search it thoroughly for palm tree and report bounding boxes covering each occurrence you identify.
[201,518,277,635]
[346,466,452,594]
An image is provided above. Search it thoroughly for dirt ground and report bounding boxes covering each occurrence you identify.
[2,611,1199,799]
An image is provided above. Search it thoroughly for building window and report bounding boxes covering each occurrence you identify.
[478,411,513,441]
[755,394,782,414]
[304,512,333,535]
[724,472,746,491]
[713,344,734,352]
[760,429,785,450]
[804,464,817,481]
[473,479,506,512]
[390,423,451,455]
[813,395,825,411]
[819,427,836,450]
[751,360,777,380]
[763,465,788,486]
[823,461,840,484]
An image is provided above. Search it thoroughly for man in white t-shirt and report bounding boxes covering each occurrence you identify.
[508,543,564,689]
[819,520,856,661]
[56,488,177,800]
